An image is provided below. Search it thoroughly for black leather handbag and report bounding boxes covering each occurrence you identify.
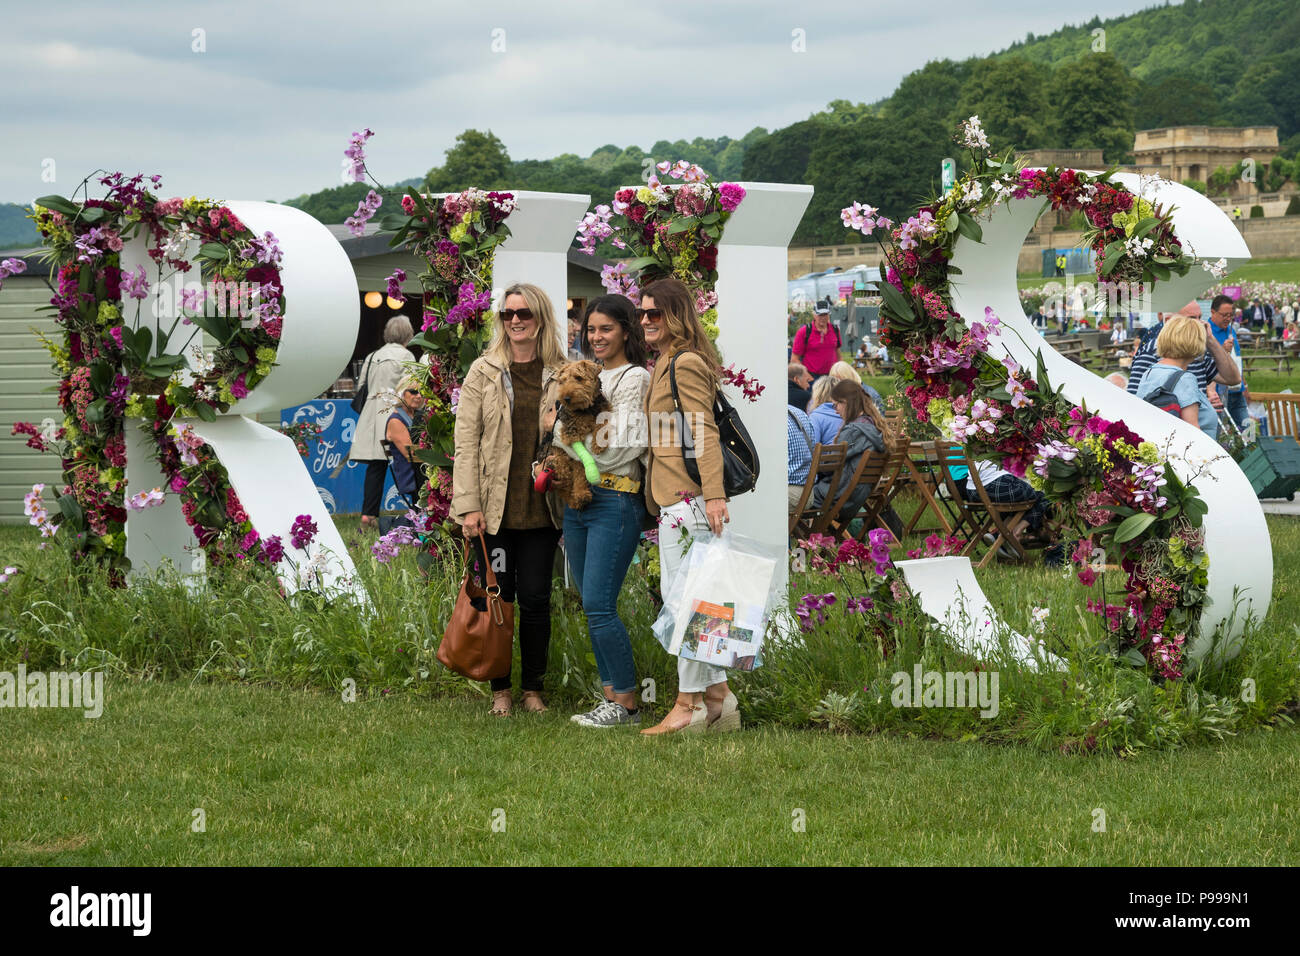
[668,352,760,498]
[349,354,372,414]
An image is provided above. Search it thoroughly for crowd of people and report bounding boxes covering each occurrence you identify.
[784,292,1258,562]
[350,278,739,734]
[342,286,1263,730]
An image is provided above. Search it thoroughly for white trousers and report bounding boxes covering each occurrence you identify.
[658,499,728,694]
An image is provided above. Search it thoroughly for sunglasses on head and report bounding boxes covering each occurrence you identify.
[635,308,663,321]
[500,308,535,321]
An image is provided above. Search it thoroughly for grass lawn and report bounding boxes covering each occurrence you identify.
[4,362,1300,865]
[3,681,1297,866]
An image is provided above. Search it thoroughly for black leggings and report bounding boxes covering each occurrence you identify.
[474,526,562,692]
[362,459,387,518]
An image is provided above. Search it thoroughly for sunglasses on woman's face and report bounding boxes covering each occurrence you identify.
[635,308,663,321]
[500,308,535,321]
[404,389,421,396]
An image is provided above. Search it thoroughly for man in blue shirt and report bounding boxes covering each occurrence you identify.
[787,405,816,513]
[1127,298,1241,404]
[1206,294,1248,428]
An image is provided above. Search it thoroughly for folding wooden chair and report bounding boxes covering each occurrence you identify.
[911,441,985,539]
[843,430,910,544]
[887,441,957,538]
[935,441,1034,568]
[822,447,886,541]
[789,442,848,540]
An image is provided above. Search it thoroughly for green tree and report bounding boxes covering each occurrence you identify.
[796,115,948,246]
[884,59,970,131]
[423,129,512,192]
[1207,165,1235,196]
[1134,75,1221,128]
[282,182,371,223]
[955,56,1052,150]
[817,99,874,125]
[741,118,822,185]
[1049,53,1138,163]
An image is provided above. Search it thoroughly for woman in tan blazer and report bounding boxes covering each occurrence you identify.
[639,277,739,735]
[348,315,416,530]
[452,282,566,716]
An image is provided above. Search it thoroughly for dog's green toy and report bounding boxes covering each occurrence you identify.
[555,438,600,483]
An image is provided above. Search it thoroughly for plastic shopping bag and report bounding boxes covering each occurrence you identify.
[651,530,784,671]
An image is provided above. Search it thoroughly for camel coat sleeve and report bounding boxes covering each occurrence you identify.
[644,350,726,513]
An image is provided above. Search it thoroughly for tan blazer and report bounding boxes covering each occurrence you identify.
[451,353,562,535]
[348,342,415,461]
[644,348,726,515]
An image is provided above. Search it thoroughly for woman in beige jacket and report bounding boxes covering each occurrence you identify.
[348,315,416,530]
[638,277,738,736]
[452,282,566,716]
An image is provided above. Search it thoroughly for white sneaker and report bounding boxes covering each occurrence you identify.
[572,700,640,727]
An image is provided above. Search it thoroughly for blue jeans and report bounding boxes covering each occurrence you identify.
[1224,389,1249,430]
[563,487,644,694]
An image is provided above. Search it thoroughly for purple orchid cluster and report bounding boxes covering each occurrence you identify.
[0,257,26,293]
[345,190,383,238]
[344,128,373,183]
[290,514,318,550]
[385,268,406,305]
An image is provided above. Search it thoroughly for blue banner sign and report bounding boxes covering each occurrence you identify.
[280,400,396,515]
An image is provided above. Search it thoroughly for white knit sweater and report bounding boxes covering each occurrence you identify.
[589,365,650,478]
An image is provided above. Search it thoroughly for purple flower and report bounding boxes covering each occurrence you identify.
[385,268,406,304]
[344,128,374,183]
[867,527,894,574]
[290,514,318,550]
[794,592,838,632]
[371,525,417,563]
[179,287,206,312]
[250,231,283,266]
[241,529,261,552]
[121,265,150,300]
[107,373,130,414]
[0,257,26,293]
[345,189,383,237]
[445,281,492,325]
[845,596,875,613]
[261,535,285,564]
[230,374,249,399]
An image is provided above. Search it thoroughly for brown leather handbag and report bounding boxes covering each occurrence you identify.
[437,532,514,681]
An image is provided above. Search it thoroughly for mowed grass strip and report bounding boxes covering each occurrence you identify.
[2,682,1297,867]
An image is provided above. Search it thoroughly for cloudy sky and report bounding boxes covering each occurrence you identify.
[0,0,1168,205]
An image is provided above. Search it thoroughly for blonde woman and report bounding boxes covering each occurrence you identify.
[349,315,415,530]
[807,375,841,444]
[828,358,887,419]
[1135,314,1218,438]
[639,276,736,735]
[385,374,426,503]
[451,282,567,716]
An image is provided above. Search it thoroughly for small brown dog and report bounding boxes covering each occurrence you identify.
[541,360,611,510]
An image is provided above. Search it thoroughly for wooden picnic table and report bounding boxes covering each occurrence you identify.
[1243,353,1295,375]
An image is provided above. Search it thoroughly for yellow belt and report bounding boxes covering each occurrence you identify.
[597,473,641,494]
